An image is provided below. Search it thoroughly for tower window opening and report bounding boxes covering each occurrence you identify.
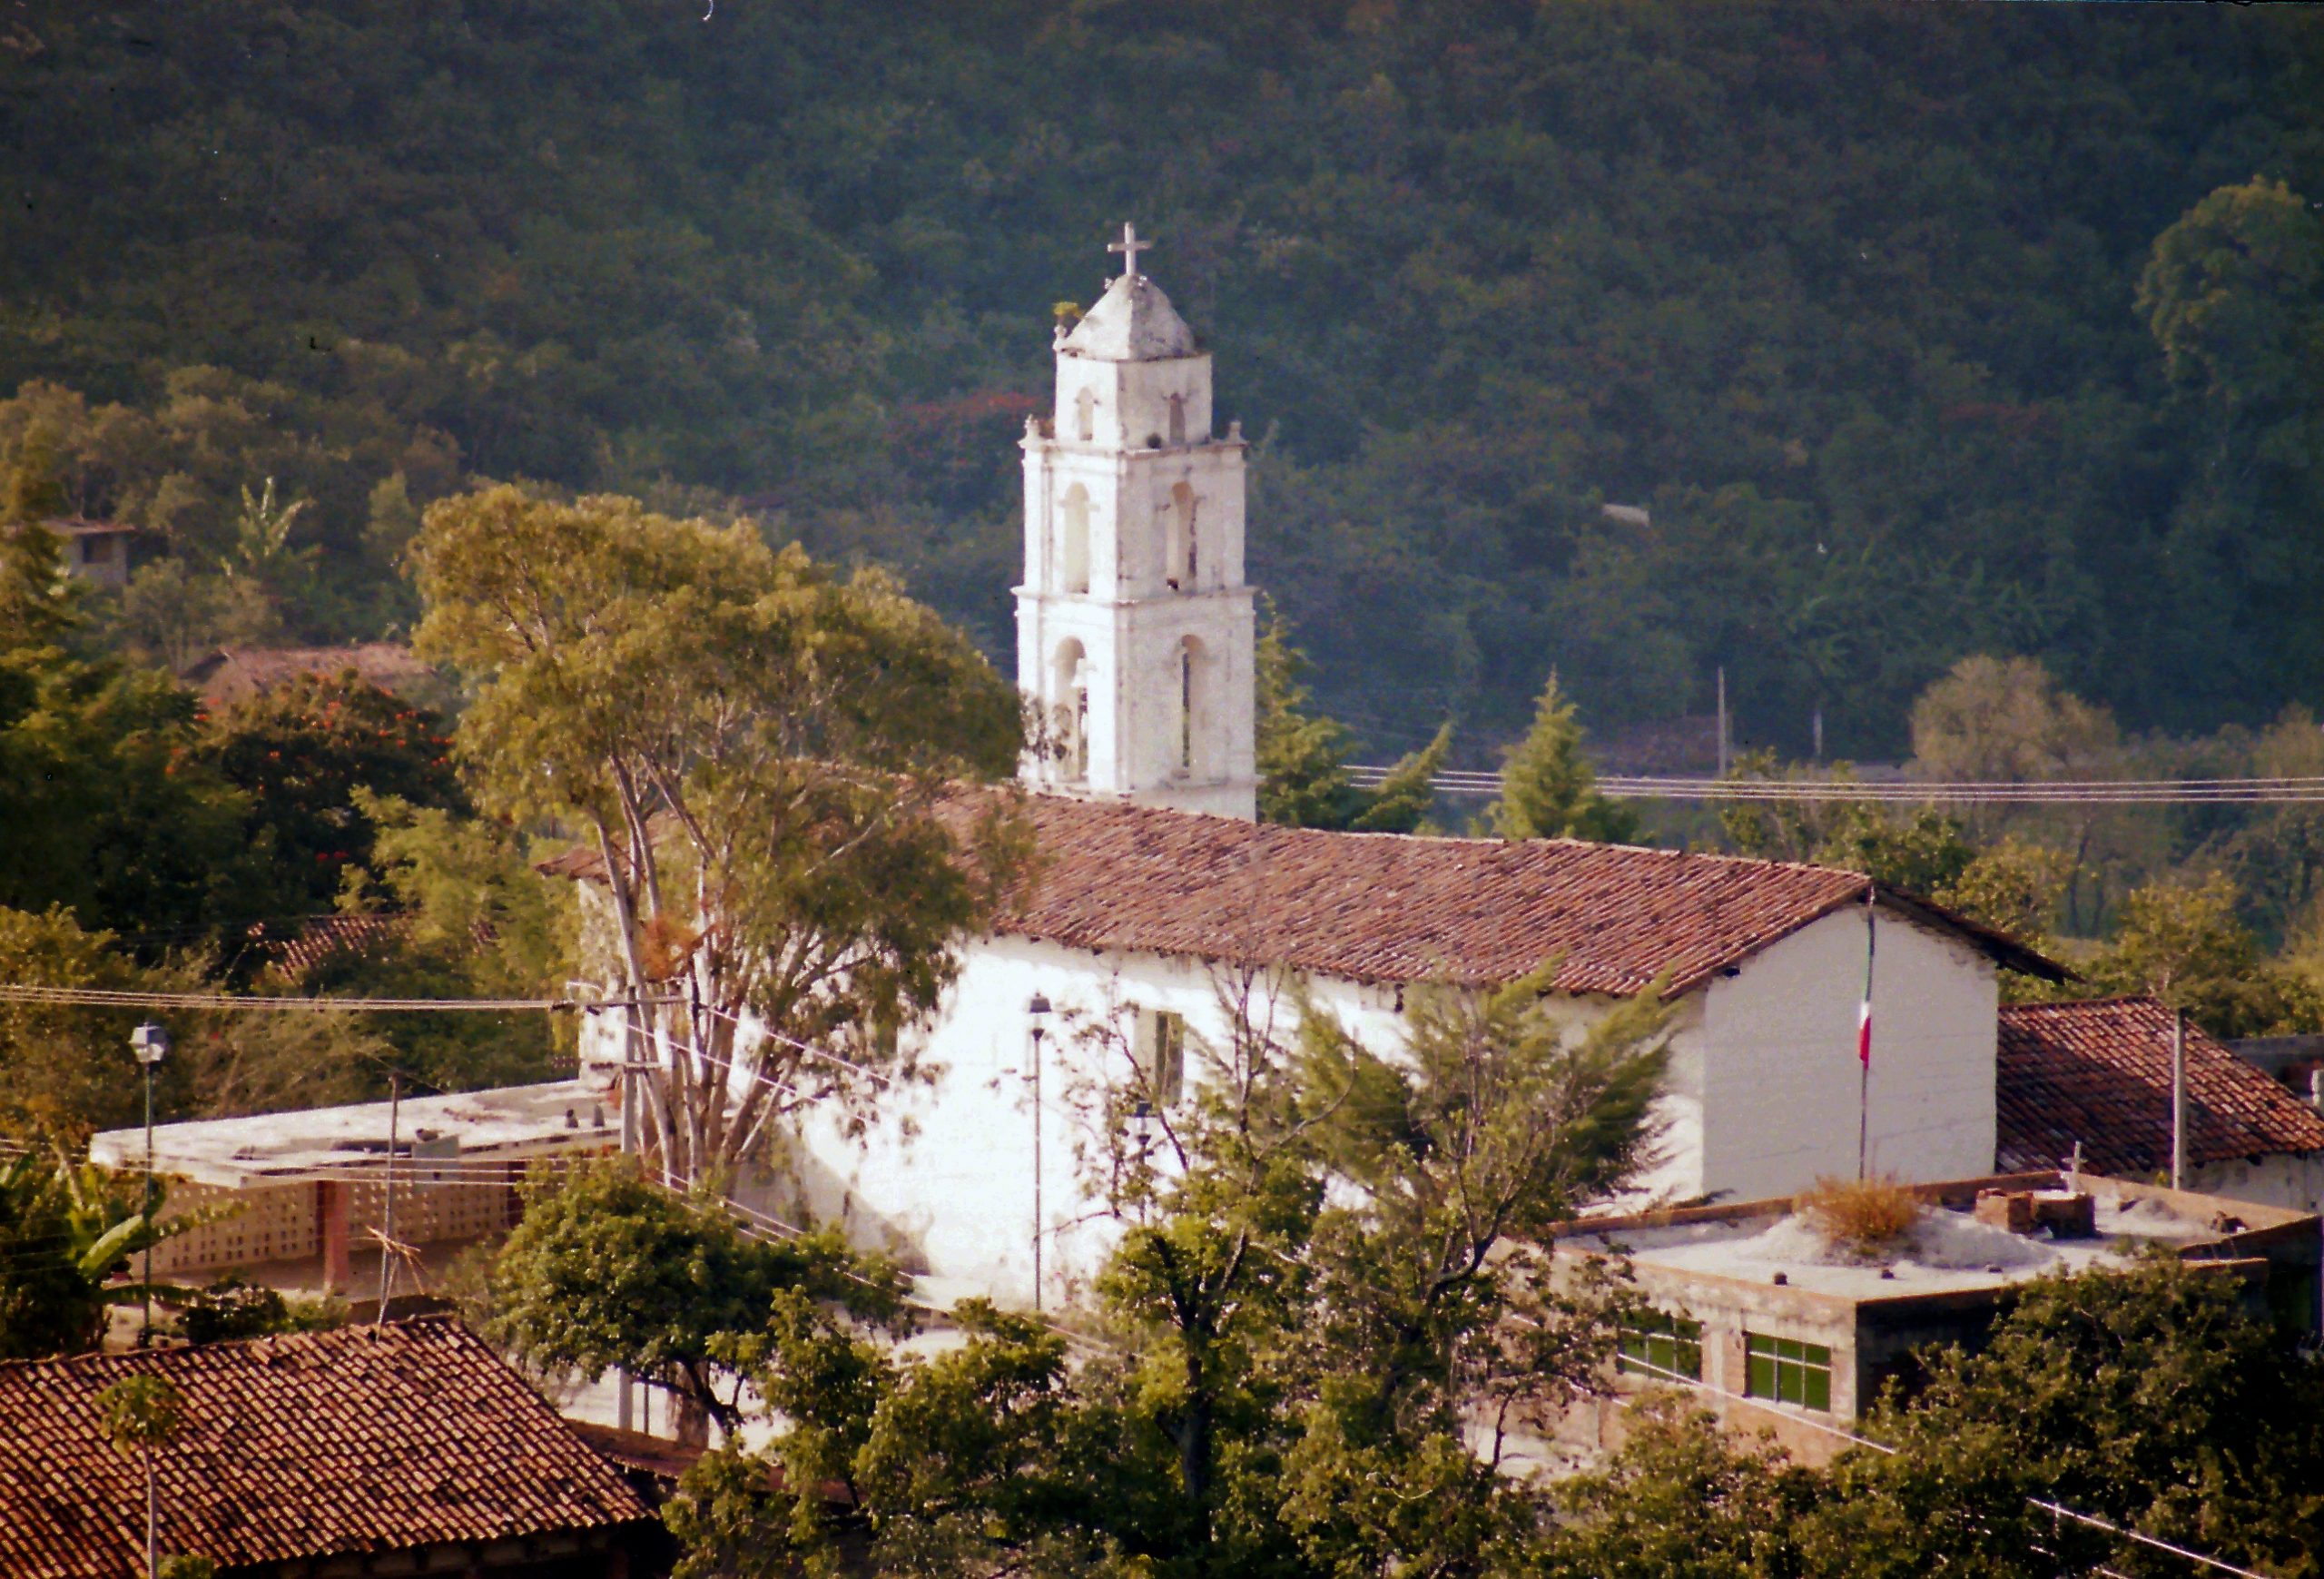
[1179,644,1194,772]
[1170,483,1198,587]
[1052,640,1090,784]
[1167,393,1187,446]
[1075,388,1097,443]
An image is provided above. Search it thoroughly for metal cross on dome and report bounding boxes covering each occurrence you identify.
[1108,221,1153,280]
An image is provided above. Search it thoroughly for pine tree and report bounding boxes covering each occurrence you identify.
[1256,598,1360,829]
[1486,674,1637,844]
[1352,721,1451,834]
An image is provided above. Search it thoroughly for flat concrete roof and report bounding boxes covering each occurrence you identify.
[1556,1173,2316,1308]
[90,1080,619,1189]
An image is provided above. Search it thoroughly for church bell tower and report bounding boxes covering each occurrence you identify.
[1016,224,1257,820]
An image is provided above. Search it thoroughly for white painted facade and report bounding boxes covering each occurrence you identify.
[1015,233,1257,820]
[584,903,2003,1308]
[1696,906,2000,1201]
[2185,1153,2324,1215]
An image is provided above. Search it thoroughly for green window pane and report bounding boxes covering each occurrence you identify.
[1802,1360,1831,1412]
[1747,1352,1777,1398]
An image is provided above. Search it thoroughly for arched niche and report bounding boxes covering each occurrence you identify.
[1176,633,1212,777]
[1058,485,1091,595]
[1165,482,1198,589]
[1051,637,1090,783]
[1074,388,1098,443]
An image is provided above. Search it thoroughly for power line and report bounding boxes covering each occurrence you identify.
[1347,767,2324,805]
[0,985,677,1013]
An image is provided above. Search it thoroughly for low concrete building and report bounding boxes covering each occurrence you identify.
[44,518,144,589]
[88,1080,618,1297]
[1548,1171,2321,1466]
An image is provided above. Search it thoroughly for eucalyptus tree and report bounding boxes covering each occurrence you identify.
[411,486,1029,1182]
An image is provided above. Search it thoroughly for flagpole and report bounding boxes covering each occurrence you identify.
[1858,886,1876,1181]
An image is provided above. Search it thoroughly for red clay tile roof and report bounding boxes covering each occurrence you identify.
[987,796,2066,993]
[541,793,2060,995]
[1997,996,2324,1176]
[0,1317,649,1579]
[251,911,420,977]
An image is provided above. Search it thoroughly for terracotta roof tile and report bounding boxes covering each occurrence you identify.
[0,1317,649,1578]
[541,793,2060,994]
[980,795,2051,994]
[1997,996,2324,1176]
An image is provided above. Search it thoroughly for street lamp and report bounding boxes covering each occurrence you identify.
[127,1020,169,1579]
[1026,993,1051,1311]
[128,1022,170,1343]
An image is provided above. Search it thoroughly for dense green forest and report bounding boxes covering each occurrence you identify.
[2,0,2319,757]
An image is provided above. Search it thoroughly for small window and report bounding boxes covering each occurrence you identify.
[1136,1009,1186,1109]
[1075,388,1097,443]
[1616,1310,1702,1383]
[1167,393,1187,446]
[1745,1333,1832,1411]
[80,536,115,565]
[1178,646,1194,772]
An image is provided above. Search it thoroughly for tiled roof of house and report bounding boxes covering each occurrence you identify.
[0,1318,649,1579]
[1996,996,2324,1176]
[546,792,2059,994]
[251,911,419,977]
[183,642,438,707]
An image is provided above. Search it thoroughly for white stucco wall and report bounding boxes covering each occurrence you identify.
[760,935,1734,1308]
[576,910,2004,1309]
[1700,906,1998,1200]
[2187,1152,2324,1216]
[765,937,1397,1307]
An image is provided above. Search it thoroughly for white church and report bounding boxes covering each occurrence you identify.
[574,227,2080,1308]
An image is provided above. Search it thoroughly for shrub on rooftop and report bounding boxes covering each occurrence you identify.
[1798,1174,1921,1258]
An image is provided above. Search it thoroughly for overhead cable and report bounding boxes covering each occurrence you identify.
[1347,768,2324,805]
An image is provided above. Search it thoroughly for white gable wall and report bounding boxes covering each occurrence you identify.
[766,934,1720,1308]
[1699,906,1998,1200]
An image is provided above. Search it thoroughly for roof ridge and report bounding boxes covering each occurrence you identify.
[0,1314,462,1377]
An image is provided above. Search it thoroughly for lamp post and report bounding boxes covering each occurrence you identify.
[128,1022,170,1343]
[127,1019,169,1579]
[1026,993,1050,1311]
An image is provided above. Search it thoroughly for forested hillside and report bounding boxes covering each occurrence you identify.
[2,0,2318,755]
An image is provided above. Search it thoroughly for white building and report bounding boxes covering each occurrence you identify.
[570,228,2061,1310]
[718,796,2053,1308]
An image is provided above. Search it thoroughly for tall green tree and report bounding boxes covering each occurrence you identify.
[412,486,1029,1183]
[1485,673,1637,844]
[194,673,466,913]
[661,961,1672,1576]
[482,1158,905,1446]
[1801,1257,2324,1578]
[1257,604,1452,834]
[2081,874,2321,1038]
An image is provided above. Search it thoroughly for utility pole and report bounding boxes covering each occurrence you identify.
[377,1071,401,1323]
[2171,1007,2186,1190]
[1026,994,1051,1312]
[127,1021,170,1579]
[1716,666,1729,777]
